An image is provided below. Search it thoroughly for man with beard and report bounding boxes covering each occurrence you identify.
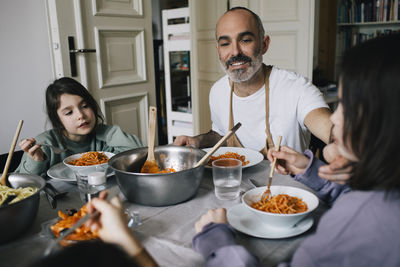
[174,6,332,159]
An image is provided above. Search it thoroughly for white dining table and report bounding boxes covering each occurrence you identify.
[0,160,328,267]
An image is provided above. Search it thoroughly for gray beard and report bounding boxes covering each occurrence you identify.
[220,54,263,83]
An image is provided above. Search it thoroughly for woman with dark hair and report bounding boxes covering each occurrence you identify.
[16,77,143,177]
[193,34,400,266]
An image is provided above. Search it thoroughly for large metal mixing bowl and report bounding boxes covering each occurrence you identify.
[0,173,46,244]
[108,145,206,206]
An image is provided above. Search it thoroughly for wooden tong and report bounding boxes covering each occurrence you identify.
[194,122,242,168]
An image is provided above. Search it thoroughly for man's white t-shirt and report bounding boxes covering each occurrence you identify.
[209,67,328,153]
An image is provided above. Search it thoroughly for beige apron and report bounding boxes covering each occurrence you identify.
[227,64,273,158]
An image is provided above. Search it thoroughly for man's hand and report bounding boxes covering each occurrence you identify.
[319,143,352,184]
[267,146,310,175]
[173,135,200,147]
[173,130,222,148]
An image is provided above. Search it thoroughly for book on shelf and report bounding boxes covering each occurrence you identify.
[337,0,400,23]
[337,27,400,51]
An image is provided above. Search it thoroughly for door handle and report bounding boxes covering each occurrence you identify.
[69,49,96,53]
[68,36,96,77]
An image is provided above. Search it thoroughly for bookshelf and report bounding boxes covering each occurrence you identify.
[334,0,400,78]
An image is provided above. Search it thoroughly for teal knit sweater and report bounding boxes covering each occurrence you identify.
[15,124,143,177]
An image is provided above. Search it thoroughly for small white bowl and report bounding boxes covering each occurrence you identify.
[242,185,319,228]
[63,151,115,176]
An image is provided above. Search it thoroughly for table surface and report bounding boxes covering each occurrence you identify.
[0,160,328,267]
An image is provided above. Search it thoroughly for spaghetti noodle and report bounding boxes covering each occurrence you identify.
[0,185,38,206]
[51,205,99,242]
[251,194,308,214]
[156,168,176,174]
[67,151,109,166]
[207,152,249,167]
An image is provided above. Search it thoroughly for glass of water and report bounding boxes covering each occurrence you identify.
[212,158,242,200]
[75,172,90,203]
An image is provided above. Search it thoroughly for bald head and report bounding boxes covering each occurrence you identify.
[216,7,265,41]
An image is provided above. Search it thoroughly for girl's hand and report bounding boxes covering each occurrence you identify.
[267,146,310,175]
[19,138,45,161]
[195,208,228,233]
[86,191,143,258]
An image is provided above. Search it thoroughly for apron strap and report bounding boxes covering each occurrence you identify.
[227,78,243,147]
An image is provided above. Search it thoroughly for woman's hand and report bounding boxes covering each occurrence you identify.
[267,146,310,175]
[319,143,352,184]
[86,191,143,257]
[195,208,228,234]
[19,138,45,161]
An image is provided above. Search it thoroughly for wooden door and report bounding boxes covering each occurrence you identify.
[189,0,227,135]
[46,0,156,145]
[245,0,316,79]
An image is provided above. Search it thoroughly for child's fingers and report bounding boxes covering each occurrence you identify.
[110,196,122,209]
[275,164,289,175]
[28,144,40,153]
[19,139,32,151]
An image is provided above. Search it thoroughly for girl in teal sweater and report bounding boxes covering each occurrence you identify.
[16,77,143,177]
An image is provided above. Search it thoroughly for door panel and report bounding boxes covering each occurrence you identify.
[100,93,148,142]
[248,0,315,78]
[190,0,227,135]
[46,0,155,145]
[93,0,143,17]
[95,26,147,88]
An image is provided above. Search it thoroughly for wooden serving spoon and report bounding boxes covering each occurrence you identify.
[1,120,24,186]
[141,106,160,173]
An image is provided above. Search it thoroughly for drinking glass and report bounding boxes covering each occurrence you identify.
[212,158,242,200]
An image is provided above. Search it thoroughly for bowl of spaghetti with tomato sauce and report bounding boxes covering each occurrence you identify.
[63,151,115,176]
[242,186,319,228]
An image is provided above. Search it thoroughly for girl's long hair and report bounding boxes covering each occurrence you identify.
[46,77,104,140]
[340,33,400,191]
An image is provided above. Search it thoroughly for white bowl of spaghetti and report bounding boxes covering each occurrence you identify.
[242,186,319,229]
[63,151,115,176]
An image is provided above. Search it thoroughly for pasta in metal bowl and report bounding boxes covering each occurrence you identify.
[0,185,38,206]
[0,173,46,244]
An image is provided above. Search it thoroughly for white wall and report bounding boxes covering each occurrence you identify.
[0,0,54,154]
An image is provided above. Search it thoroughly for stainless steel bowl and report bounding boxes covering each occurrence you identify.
[0,173,46,244]
[108,145,206,206]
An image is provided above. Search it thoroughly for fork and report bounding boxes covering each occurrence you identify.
[35,142,68,154]
[261,136,282,202]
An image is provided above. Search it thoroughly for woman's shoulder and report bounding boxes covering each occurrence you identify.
[297,190,400,265]
[316,190,400,242]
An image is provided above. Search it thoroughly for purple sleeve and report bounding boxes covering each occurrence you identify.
[293,150,351,206]
[192,223,259,267]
